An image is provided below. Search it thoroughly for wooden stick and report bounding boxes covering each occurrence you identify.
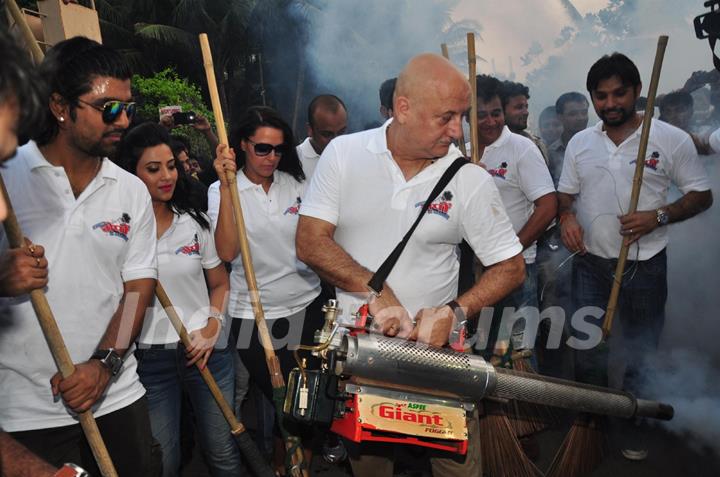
[6,0,44,63]
[467,33,480,164]
[198,33,307,477]
[440,42,450,59]
[155,283,243,433]
[602,35,669,339]
[441,43,468,157]
[0,175,117,477]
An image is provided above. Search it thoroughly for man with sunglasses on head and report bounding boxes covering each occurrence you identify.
[297,94,348,179]
[0,37,160,475]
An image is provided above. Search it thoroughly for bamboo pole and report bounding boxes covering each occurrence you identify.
[6,0,44,63]
[441,43,468,157]
[602,35,669,339]
[0,175,117,477]
[154,284,273,477]
[198,33,307,477]
[467,33,480,164]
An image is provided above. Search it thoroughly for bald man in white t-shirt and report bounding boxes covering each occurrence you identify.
[297,53,525,477]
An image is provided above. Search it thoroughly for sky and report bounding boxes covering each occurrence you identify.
[452,0,711,114]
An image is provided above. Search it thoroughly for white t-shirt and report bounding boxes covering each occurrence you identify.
[207,170,321,319]
[558,119,711,260]
[301,121,523,318]
[0,141,157,431]
[297,137,320,180]
[479,126,556,264]
[138,212,222,345]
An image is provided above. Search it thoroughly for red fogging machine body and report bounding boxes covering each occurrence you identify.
[284,301,674,456]
[330,303,470,454]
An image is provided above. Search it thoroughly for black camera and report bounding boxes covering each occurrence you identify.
[172,111,197,126]
[695,1,720,71]
[696,1,720,39]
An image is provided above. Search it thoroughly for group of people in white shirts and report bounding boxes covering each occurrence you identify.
[0,31,714,477]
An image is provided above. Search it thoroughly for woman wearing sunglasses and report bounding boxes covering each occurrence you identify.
[209,106,322,471]
[116,122,242,476]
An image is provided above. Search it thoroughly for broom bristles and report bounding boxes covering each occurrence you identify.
[545,413,606,477]
[479,400,544,477]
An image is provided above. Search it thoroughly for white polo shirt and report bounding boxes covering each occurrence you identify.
[301,121,523,318]
[138,212,222,345]
[0,141,157,431]
[297,137,320,180]
[479,126,556,264]
[558,119,711,260]
[208,170,321,319]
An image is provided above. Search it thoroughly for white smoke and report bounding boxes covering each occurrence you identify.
[300,0,481,128]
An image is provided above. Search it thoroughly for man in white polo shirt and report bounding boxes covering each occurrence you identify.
[296,94,348,179]
[470,74,557,358]
[558,52,712,460]
[0,38,159,475]
[297,53,525,477]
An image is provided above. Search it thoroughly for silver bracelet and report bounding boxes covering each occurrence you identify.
[209,310,225,327]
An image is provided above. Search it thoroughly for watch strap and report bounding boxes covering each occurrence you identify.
[54,463,89,477]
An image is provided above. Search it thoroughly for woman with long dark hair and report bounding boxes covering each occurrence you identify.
[116,122,242,476]
[209,106,323,471]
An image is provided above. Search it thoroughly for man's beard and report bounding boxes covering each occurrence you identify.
[509,117,527,132]
[73,130,123,158]
[599,106,635,127]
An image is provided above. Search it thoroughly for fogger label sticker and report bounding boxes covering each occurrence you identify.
[358,395,467,440]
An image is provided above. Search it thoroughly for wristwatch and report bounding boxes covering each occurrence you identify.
[656,208,670,226]
[54,463,90,477]
[90,348,123,376]
[446,300,468,345]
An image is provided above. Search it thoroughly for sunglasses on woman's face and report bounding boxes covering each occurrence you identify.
[77,99,137,124]
[246,139,286,157]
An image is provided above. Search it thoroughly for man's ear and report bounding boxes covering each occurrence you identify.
[393,96,410,124]
[49,93,69,124]
[306,123,314,139]
[635,83,643,100]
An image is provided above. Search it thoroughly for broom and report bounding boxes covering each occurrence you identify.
[441,42,468,157]
[198,33,308,477]
[502,349,557,439]
[546,34,669,477]
[478,398,544,477]
[154,283,274,477]
[467,31,541,476]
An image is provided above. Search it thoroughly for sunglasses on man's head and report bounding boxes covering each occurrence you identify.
[77,99,137,124]
[246,138,286,157]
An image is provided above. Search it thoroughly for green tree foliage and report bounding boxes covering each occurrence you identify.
[132,68,217,159]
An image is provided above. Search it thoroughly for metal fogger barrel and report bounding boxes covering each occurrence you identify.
[340,334,673,421]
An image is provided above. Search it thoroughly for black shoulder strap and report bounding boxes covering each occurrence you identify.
[367,157,469,295]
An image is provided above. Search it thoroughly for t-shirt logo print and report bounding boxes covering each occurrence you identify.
[284,196,302,215]
[415,190,453,220]
[630,151,660,170]
[92,213,131,241]
[175,233,200,256]
[488,162,508,179]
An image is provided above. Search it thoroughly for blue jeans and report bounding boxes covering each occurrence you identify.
[476,263,538,359]
[135,344,242,477]
[570,250,667,390]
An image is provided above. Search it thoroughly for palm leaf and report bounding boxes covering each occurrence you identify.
[134,23,198,52]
